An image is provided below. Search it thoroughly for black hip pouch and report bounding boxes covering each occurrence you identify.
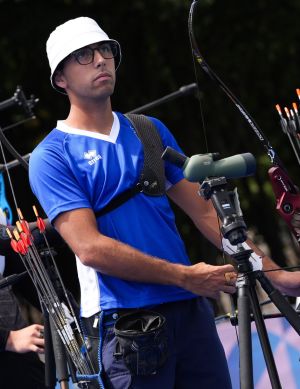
[113,309,168,376]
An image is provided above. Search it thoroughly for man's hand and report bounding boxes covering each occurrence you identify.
[267,269,300,297]
[5,324,44,354]
[182,262,237,299]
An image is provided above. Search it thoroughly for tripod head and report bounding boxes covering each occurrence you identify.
[200,176,247,245]
[200,176,255,272]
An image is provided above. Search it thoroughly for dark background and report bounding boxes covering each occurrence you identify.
[1,0,300,314]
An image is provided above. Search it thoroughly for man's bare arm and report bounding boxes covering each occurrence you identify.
[167,178,300,296]
[54,207,236,299]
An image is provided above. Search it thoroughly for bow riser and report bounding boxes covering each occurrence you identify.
[268,166,300,242]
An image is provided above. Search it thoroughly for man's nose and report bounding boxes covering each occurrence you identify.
[94,49,105,65]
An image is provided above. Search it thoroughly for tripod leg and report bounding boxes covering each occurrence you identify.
[237,279,254,389]
[247,283,282,389]
[257,271,300,335]
[49,315,70,388]
[44,309,57,389]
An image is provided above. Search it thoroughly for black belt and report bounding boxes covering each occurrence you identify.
[81,308,140,338]
[81,299,193,338]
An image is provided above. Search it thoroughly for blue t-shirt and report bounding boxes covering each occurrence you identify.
[29,112,195,315]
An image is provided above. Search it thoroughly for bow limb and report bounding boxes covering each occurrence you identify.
[0,86,38,171]
[0,87,34,220]
[188,1,279,166]
[0,127,29,170]
[188,0,300,243]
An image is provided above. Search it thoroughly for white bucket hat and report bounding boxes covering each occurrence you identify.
[46,17,121,93]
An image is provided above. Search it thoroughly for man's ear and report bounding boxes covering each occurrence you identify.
[54,70,66,89]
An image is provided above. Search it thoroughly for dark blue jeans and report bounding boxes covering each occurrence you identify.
[83,297,232,389]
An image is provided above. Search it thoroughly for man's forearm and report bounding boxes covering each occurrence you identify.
[55,208,237,298]
[76,233,237,298]
[78,233,187,287]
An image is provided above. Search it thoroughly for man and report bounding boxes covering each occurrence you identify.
[29,17,300,389]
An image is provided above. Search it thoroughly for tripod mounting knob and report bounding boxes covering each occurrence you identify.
[222,216,247,245]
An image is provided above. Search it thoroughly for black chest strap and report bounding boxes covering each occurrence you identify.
[94,114,166,218]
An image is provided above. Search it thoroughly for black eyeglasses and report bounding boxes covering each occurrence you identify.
[70,41,119,65]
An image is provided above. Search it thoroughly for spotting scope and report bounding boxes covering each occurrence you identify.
[162,147,256,182]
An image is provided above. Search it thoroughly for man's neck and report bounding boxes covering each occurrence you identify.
[65,99,114,135]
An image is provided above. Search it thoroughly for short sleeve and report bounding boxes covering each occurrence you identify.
[29,145,91,223]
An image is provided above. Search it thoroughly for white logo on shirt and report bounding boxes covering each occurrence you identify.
[84,150,102,165]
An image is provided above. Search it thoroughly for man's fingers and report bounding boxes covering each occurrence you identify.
[223,285,236,294]
[35,338,45,347]
[224,271,237,285]
[222,264,236,272]
[33,345,45,354]
[36,328,44,339]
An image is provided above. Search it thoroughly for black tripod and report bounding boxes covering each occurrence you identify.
[200,176,300,389]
